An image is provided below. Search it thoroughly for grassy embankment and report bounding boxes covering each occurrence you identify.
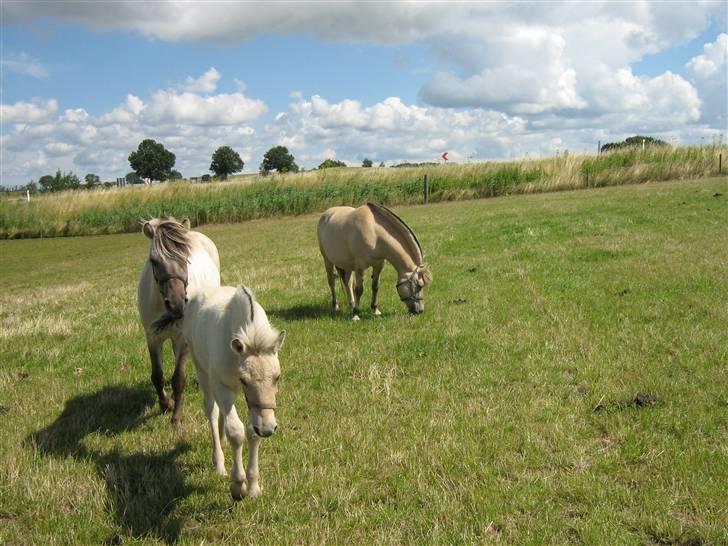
[0,144,725,238]
[1,177,727,544]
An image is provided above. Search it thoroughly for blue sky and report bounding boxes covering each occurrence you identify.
[1,1,726,187]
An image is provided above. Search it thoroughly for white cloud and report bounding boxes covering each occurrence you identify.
[686,33,727,128]
[0,52,50,78]
[179,67,221,93]
[0,99,58,124]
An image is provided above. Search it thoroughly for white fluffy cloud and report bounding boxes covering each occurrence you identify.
[686,33,728,128]
[1,99,58,124]
[0,69,267,183]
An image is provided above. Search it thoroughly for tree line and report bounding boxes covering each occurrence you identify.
[20,139,382,193]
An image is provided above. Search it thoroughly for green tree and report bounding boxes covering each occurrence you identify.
[126,172,142,184]
[318,158,347,169]
[38,170,81,192]
[128,139,176,182]
[85,173,100,189]
[210,146,244,180]
[601,135,669,153]
[201,174,211,182]
[260,145,298,175]
[169,170,183,180]
[25,181,38,194]
[379,161,386,168]
[362,158,373,168]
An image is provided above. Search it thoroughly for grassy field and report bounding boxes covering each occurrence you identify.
[1,145,725,239]
[1,177,727,544]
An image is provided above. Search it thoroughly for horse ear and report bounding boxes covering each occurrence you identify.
[182,218,191,230]
[274,330,286,353]
[142,221,155,239]
[231,338,247,355]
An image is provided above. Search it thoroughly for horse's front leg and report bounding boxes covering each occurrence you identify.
[170,335,190,425]
[146,335,171,413]
[214,382,248,500]
[370,261,384,316]
[246,424,263,498]
[197,367,225,475]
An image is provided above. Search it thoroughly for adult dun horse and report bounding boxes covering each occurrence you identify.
[182,285,285,499]
[317,202,432,319]
[138,216,221,424]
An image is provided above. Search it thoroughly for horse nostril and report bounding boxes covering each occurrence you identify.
[253,426,261,436]
[273,424,278,433]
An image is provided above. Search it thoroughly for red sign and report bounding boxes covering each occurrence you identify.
[441,152,449,161]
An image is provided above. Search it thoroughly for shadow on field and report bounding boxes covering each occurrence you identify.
[268,302,331,320]
[27,384,192,544]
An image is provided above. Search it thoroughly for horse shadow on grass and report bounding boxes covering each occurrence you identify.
[267,302,331,321]
[27,384,194,544]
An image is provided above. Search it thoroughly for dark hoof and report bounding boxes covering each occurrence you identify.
[159,398,172,413]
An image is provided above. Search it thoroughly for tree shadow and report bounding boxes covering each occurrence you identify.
[27,384,194,544]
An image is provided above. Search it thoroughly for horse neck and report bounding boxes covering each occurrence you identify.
[378,231,419,277]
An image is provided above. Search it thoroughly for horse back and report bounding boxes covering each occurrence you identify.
[317,205,378,270]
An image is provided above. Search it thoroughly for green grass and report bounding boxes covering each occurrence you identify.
[1,145,725,239]
[1,177,727,544]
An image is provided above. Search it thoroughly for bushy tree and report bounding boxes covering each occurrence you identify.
[379,161,386,168]
[85,173,100,189]
[362,158,373,168]
[601,135,669,153]
[169,170,183,180]
[38,170,81,192]
[201,174,211,182]
[260,145,298,175]
[210,146,244,180]
[318,159,347,170]
[128,139,176,182]
[126,171,142,184]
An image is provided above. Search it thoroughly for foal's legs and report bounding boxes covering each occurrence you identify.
[246,423,263,498]
[146,335,171,413]
[197,368,225,475]
[170,335,189,425]
[370,261,384,316]
[322,257,339,311]
[214,382,248,500]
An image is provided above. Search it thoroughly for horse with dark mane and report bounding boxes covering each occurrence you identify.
[317,202,432,319]
[137,216,221,424]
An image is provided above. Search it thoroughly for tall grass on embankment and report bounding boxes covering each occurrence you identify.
[1,144,725,238]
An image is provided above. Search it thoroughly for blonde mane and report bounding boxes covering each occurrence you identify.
[233,286,281,354]
[146,216,191,266]
[366,203,424,265]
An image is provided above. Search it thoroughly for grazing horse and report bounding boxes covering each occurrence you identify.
[137,216,221,424]
[317,202,433,319]
[182,285,285,499]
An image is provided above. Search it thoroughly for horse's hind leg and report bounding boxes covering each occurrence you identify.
[370,261,384,316]
[170,335,190,425]
[323,257,339,311]
[147,335,171,413]
[353,269,365,319]
[337,268,358,320]
[197,367,225,475]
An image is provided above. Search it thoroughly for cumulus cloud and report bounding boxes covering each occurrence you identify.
[0,99,58,124]
[0,70,267,184]
[686,33,728,127]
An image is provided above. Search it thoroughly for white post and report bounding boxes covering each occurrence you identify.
[26,190,30,203]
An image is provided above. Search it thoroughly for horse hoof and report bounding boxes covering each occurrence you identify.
[159,399,172,413]
[352,315,360,321]
[372,309,382,317]
[248,483,262,498]
[170,415,182,427]
[231,481,248,500]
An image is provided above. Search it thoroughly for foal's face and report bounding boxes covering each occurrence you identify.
[232,337,284,438]
[242,353,281,437]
